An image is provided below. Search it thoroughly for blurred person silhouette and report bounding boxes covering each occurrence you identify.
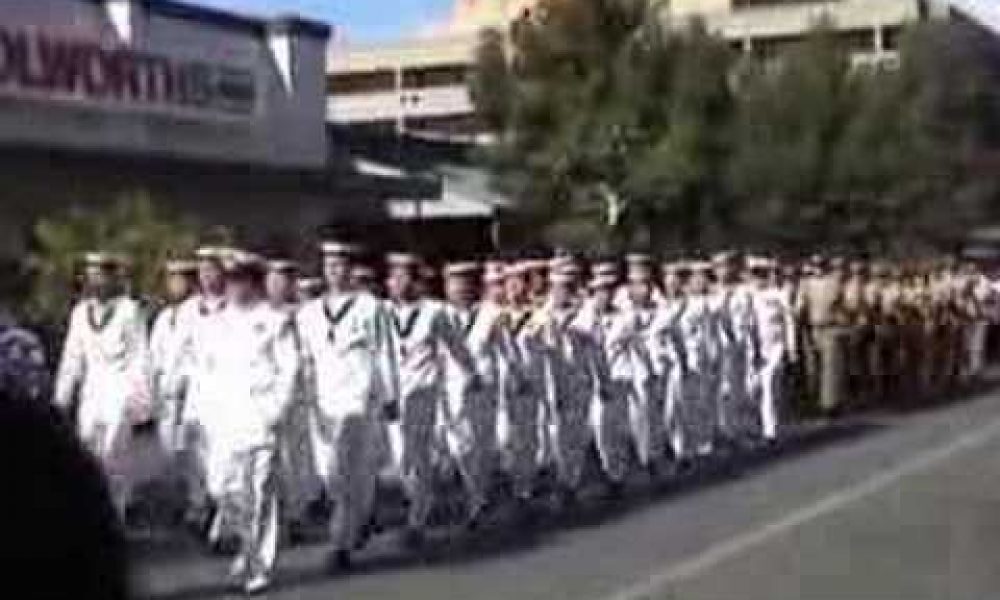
[0,388,130,599]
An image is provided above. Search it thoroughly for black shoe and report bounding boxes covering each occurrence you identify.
[402,527,426,550]
[603,477,625,500]
[327,549,352,572]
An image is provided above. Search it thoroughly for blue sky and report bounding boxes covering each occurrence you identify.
[199,0,454,42]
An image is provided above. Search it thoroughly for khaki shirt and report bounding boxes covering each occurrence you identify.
[802,274,846,327]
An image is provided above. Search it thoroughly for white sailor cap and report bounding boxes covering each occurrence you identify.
[195,246,232,261]
[591,261,619,277]
[746,256,771,271]
[223,250,265,273]
[267,259,299,273]
[82,252,119,269]
[321,240,363,257]
[688,260,713,272]
[505,262,531,277]
[444,261,480,278]
[297,276,324,294]
[549,269,576,285]
[164,259,198,274]
[625,252,652,265]
[483,266,506,285]
[386,252,421,268]
[589,273,619,290]
[711,250,737,265]
[523,258,549,271]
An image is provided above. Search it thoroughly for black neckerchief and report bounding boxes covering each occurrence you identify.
[199,296,226,316]
[393,302,421,340]
[87,299,115,332]
[324,295,356,343]
[510,309,532,337]
[459,307,479,339]
[557,306,579,331]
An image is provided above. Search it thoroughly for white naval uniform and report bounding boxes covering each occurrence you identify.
[710,285,761,441]
[54,294,153,508]
[536,302,600,490]
[499,305,545,499]
[297,292,399,553]
[578,302,634,484]
[968,276,995,379]
[443,302,506,518]
[389,298,476,530]
[172,301,299,586]
[649,296,689,460]
[677,294,722,455]
[615,297,665,469]
[170,294,229,512]
[272,301,322,526]
[752,286,795,440]
[150,301,189,453]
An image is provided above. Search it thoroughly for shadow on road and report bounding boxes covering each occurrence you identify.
[137,417,885,600]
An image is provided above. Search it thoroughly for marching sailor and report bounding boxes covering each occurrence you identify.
[500,261,545,508]
[679,261,723,456]
[54,252,154,513]
[619,254,666,474]
[536,261,601,504]
[172,246,233,530]
[266,257,322,540]
[296,241,399,569]
[169,251,300,594]
[385,252,479,544]
[652,261,690,463]
[578,260,632,493]
[150,259,197,456]
[748,257,795,442]
[710,252,762,444]
[442,261,503,529]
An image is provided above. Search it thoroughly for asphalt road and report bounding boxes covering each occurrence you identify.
[136,384,1000,600]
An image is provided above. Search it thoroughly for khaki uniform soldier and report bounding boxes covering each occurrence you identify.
[841,261,870,408]
[799,257,850,414]
[900,269,931,401]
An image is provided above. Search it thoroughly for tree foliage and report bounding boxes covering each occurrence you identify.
[471,2,1000,253]
[28,192,201,324]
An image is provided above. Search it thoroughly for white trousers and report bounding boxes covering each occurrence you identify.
[319,414,380,553]
[213,447,279,586]
[757,350,785,441]
[446,388,497,516]
[395,388,440,530]
[593,381,633,483]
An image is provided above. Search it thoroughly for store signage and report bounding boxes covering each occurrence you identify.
[0,26,258,119]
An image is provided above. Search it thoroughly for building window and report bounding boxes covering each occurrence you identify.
[404,114,480,136]
[328,70,397,95]
[837,29,875,53]
[401,64,469,89]
[751,34,803,60]
[883,26,904,51]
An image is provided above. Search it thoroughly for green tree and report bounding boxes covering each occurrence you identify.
[471,0,735,252]
[28,192,201,325]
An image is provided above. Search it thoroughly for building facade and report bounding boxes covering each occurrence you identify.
[0,0,363,258]
[325,0,932,141]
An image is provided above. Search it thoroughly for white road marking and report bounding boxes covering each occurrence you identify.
[603,415,1000,600]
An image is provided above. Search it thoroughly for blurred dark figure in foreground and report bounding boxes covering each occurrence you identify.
[0,390,130,599]
[0,308,50,402]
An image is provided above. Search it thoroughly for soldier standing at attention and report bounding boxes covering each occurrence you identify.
[841,259,870,409]
[799,256,850,415]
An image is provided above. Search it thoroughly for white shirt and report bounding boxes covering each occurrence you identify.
[182,301,299,451]
[297,291,399,420]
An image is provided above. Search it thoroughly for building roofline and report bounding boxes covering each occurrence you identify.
[84,0,331,39]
